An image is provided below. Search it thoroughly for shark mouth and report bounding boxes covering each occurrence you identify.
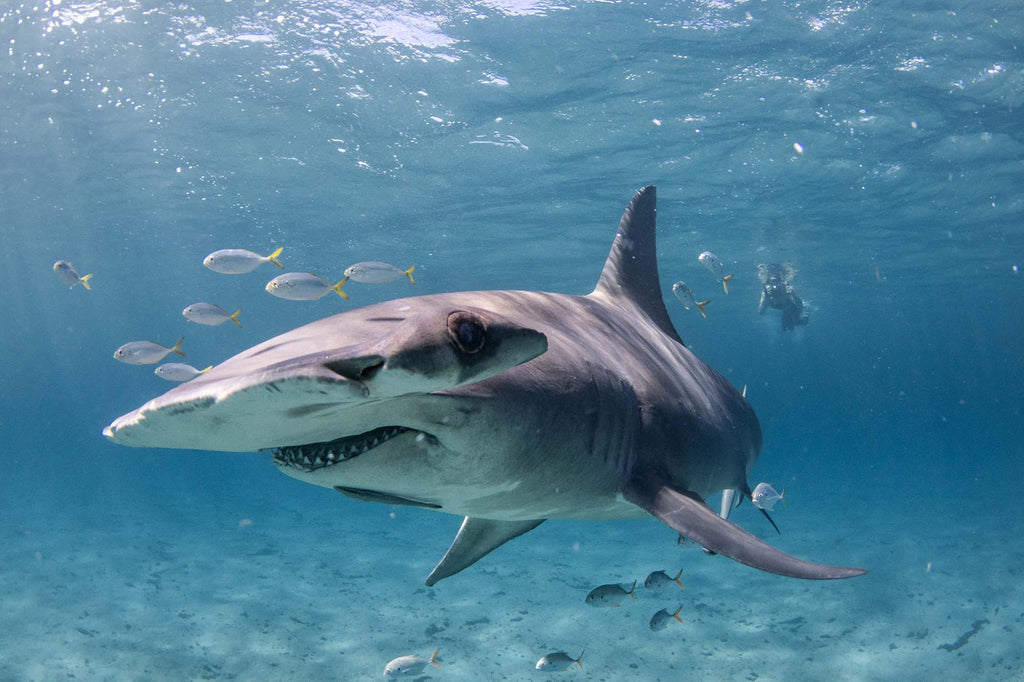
[272,426,411,472]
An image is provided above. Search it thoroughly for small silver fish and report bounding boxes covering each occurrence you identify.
[382,648,440,677]
[53,260,93,290]
[182,303,242,328]
[203,247,283,274]
[698,251,734,294]
[114,337,185,365]
[751,482,786,511]
[671,281,709,318]
[265,273,349,301]
[155,363,211,382]
[535,650,584,672]
[644,569,685,592]
[585,580,637,607]
[649,605,685,631]
[343,261,415,285]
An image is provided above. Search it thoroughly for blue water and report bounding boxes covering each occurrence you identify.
[2,1,1022,679]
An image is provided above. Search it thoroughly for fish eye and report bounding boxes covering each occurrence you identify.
[447,312,486,354]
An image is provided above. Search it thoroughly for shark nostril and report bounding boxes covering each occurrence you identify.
[359,360,384,381]
[323,354,385,383]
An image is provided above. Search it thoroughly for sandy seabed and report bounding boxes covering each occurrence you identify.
[1,484,1020,682]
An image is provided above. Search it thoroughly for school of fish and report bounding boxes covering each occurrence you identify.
[55,247,417,382]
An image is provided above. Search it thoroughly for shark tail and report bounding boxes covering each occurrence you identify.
[404,265,416,284]
[170,337,186,358]
[331,279,350,300]
[230,309,243,328]
[722,273,733,294]
[266,247,284,268]
[80,273,94,290]
[696,300,710,318]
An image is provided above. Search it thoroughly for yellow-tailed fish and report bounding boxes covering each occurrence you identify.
[203,247,283,274]
[114,337,185,365]
[155,363,212,382]
[698,251,734,294]
[585,580,637,607]
[343,261,416,285]
[751,482,786,511]
[671,281,709,318]
[649,606,685,631]
[53,260,93,290]
[183,302,242,328]
[643,569,685,592]
[535,650,584,671]
[265,273,348,300]
[382,648,440,677]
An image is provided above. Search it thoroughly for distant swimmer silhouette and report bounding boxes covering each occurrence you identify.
[758,263,809,331]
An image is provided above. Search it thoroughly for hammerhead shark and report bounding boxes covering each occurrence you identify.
[104,186,865,585]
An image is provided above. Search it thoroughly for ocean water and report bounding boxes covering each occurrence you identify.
[1,0,1022,679]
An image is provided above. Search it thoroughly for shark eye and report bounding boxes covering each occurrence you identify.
[448,312,486,354]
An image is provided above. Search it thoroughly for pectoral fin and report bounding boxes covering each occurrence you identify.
[623,478,865,580]
[426,517,544,586]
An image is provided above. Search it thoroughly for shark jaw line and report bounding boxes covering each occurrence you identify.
[271,425,440,473]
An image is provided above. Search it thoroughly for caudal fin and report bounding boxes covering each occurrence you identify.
[722,273,734,294]
[331,279,350,300]
[404,265,416,284]
[672,605,685,624]
[429,648,442,669]
[266,247,284,269]
[672,569,685,590]
[170,337,186,358]
[696,300,710,318]
[230,309,243,328]
[80,273,94,290]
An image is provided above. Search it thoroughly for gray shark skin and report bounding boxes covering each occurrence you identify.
[104,187,866,585]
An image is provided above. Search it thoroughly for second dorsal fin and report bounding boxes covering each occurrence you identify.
[590,186,682,344]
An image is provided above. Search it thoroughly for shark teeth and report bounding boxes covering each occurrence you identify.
[272,426,409,472]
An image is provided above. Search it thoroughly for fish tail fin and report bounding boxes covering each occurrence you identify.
[230,309,243,328]
[781,487,787,506]
[628,579,637,600]
[331,279,350,300]
[672,569,685,589]
[171,337,186,357]
[429,648,441,669]
[672,605,685,624]
[267,247,284,268]
[404,265,416,284]
[80,273,94,290]
[200,366,213,373]
[575,650,585,669]
[722,273,734,294]
[696,300,710,318]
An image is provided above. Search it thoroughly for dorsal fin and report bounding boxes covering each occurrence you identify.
[591,186,682,344]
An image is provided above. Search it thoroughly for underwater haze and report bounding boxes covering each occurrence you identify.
[2,0,1022,679]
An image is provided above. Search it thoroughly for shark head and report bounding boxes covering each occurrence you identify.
[105,300,547,459]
